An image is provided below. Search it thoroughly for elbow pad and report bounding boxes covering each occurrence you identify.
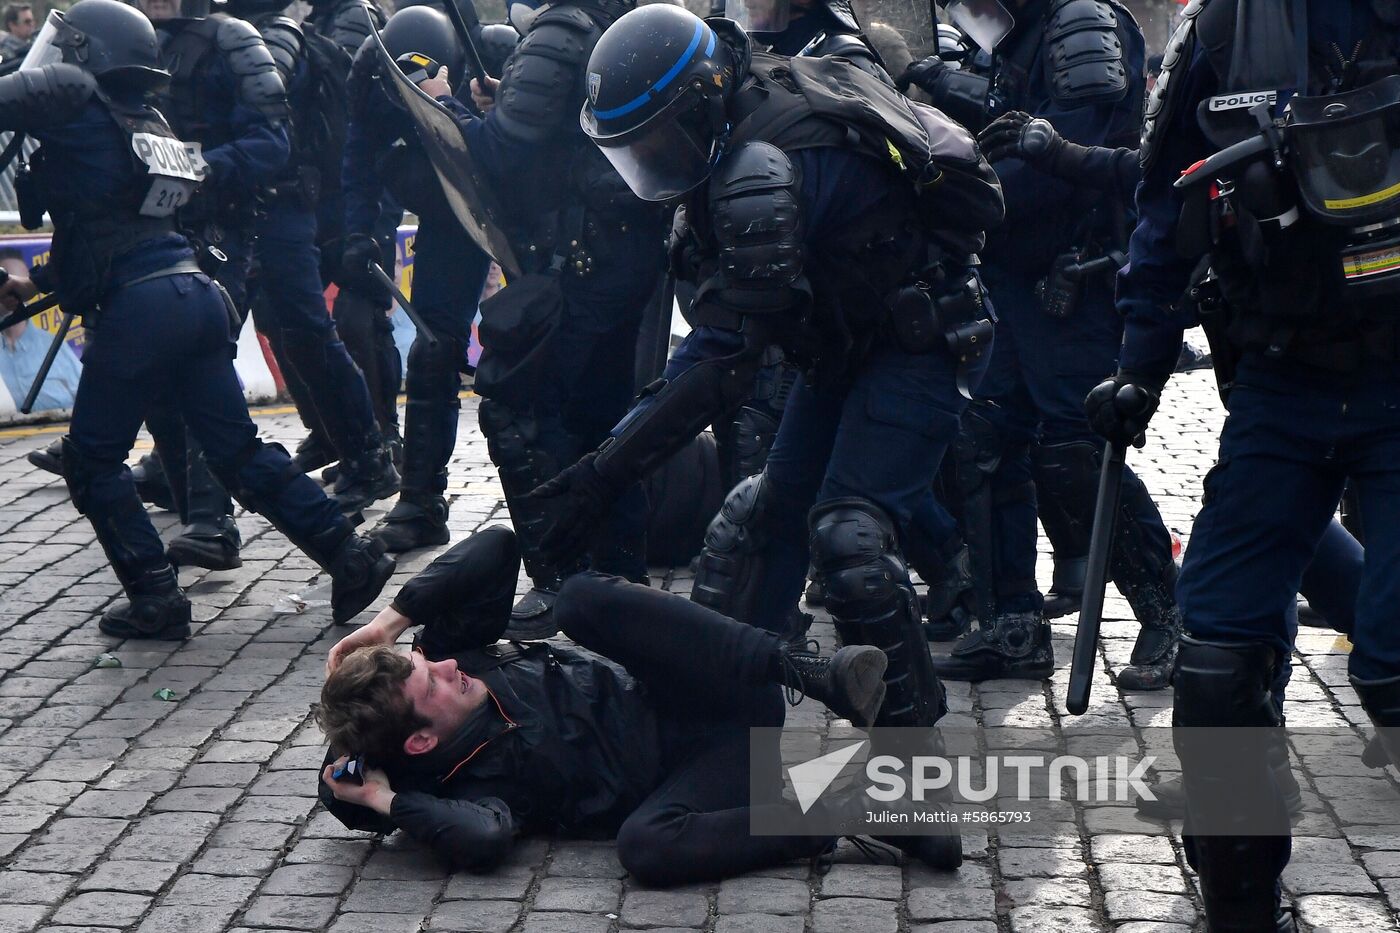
[493,7,598,144]
[708,142,804,314]
[0,64,96,130]
[218,17,289,123]
[258,16,306,86]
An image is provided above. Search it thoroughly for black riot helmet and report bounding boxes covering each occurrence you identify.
[381,6,465,81]
[24,0,169,91]
[581,5,742,202]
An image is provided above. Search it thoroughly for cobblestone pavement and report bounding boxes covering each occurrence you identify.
[1,348,1398,933]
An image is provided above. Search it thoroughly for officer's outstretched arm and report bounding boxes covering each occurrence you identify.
[0,63,96,132]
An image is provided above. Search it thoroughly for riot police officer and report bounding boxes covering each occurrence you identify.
[2,0,393,637]
[340,6,492,553]
[22,0,292,569]
[722,0,888,80]
[302,0,402,466]
[535,5,1006,867]
[904,0,1178,690]
[224,0,400,516]
[426,0,665,635]
[1086,0,1400,927]
[139,0,291,570]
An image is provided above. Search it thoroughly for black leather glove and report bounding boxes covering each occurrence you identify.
[1085,372,1163,449]
[340,233,383,292]
[897,55,950,94]
[977,111,1066,166]
[529,451,624,565]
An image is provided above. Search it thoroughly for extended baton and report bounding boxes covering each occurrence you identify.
[1066,439,1127,715]
[0,293,59,331]
[21,310,74,414]
[369,262,438,347]
[441,0,491,89]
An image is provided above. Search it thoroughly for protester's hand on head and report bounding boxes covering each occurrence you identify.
[0,273,37,312]
[418,69,451,99]
[327,604,412,676]
[322,757,396,814]
[471,76,499,113]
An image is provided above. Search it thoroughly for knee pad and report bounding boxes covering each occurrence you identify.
[406,336,465,401]
[808,497,904,614]
[60,435,100,515]
[1174,636,1280,729]
[478,400,556,489]
[691,473,780,624]
[1031,440,1099,555]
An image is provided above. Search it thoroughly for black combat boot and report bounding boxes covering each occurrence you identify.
[931,608,1054,681]
[907,535,976,643]
[100,565,192,640]
[1115,553,1181,691]
[130,451,176,511]
[1351,673,1400,769]
[167,515,243,571]
[374,493,450,553]
[313,528,396,624]
[776,644,888,729]
[331,444,401,514]
[292,432,337,474]
[27,437,64,475]
[1041,554,1086,619]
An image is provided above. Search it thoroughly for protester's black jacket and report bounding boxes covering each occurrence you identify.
[317,530,667,872]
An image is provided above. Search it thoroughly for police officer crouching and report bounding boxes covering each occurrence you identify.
[1,0,394,637]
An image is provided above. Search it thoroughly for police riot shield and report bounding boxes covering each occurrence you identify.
[370,25,522,280]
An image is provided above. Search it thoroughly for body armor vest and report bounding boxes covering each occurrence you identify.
[27,95,201,316]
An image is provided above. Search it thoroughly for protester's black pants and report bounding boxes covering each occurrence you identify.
[555,572,833,885]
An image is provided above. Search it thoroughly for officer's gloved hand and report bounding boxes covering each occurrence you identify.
[340,234,382,292]
[530,451,624,564]
[897,55,951,95]
[977,111,1066,166]
[1085,372,1163,449]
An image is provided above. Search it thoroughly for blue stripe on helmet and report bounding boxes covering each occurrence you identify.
[593,19,710,120]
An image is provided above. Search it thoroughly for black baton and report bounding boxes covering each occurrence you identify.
[1067,439,1127,715]
[0,293,61,331]
[369,262,438,347]
[442,0,491,89]
[21,310,74,414]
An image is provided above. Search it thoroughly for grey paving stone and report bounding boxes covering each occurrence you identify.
[1089,833,1178,864]
[240,895,338,930]
[262,863,356,897]
[135,905,241,933]
[716,877,809,915]
[425,900,522,933]
[819,864,902,900]
[280,838,372,868]
[50,892,153,927]
[546,843,626,879]
[0,905,47,933]
[160,872,260,907]
[76,861,180,895]
[360,848,449,880]
[189,848,281,877]
[714,915,806,933]
[906,886,996,922]
[810,897,898,933]
[620,889,711,928]
[1103,891,1197,925]
[1097,862,1189,894]
[533,878,621,913]
[64,790,153,818]
[0,872,74,906]
[7,846,106,875]
[442,869,533,902]
[339,878,441,915]
[1283,860,1380,895]
[1007,907,1101,933]
[1004,879,1092,909]
[1296,894,1397,931]
[517,912,612,933]
[328,914,438,933]
[910,925,999,933]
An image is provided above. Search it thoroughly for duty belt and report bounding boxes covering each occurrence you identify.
[121,258,203,288]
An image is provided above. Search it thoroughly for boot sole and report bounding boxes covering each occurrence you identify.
[831,646,889,729]
[98,617,192,640]
[27,450,62,475]
[166,541,243,571]
[929,661,1054,683]
[332,553,396,624]
[503,613,560,641]
[373,523,451,554]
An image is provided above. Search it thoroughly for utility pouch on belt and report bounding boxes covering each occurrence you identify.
[889,268,993,399]
[1036,250,1084,319]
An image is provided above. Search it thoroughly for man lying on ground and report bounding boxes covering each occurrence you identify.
[316,525,926,885]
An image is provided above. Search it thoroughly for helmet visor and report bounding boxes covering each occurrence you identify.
[944,0,1013,55]
[20,13,64,72]
[584,90,721,202]
[724,0,790,34]
[1290,77,1400,226]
